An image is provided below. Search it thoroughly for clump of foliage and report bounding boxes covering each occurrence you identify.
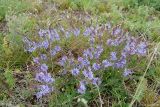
[23,20,148,106]
[0,0,32,21]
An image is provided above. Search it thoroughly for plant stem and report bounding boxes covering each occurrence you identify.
[129,42,160,107]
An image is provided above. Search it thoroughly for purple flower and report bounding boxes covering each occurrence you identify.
[114,57,126,68]
[59,56,68,66]
[112,27,121,36]
[40,54,47,60]
[35,72,55,83]
[50,50,57,56]
[83,49,93,59]
[102,59,113,68]
[83,59,90,67]
[77,64,83,70]
[92,77,101,85]
[96,45,103,53]
[124,37,137,55]
[121,50,127,58]
[78,81,86,94]
[83,69,94,80]
[48,30,54,42]
[73,28,80,36]
[123,69,133,77]
[38,29,47,37]
[94,52,101,59]
[83,27,92,36]
[36,42,43,48]
[54,46,61,52]
[78,57,84,62]
[107,39,119,46]
[89,36,95,44]
[41,40,49,49]
[94,45,103,59]
[36,85,53,98]
[40,64,48,72]
[28,47,37,52]
[33,57,40,64]
[90,47,95,52]
[71,68,80,76]
[50,46,61,56]
[78,57,90,67]
[83,49,90,57]
[78,57,85,69]
[136,42,147,56]
[92,63,101,71]
[110,52,117,61]
[107,39,116,46]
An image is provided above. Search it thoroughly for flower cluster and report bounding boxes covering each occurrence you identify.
[23,29,62,98]
[23,22,147,97]
[33,56,55,98]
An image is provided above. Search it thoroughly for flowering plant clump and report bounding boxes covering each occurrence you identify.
[23,22,147,98]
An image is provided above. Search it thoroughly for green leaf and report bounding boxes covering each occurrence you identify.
[4,69,15,89]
